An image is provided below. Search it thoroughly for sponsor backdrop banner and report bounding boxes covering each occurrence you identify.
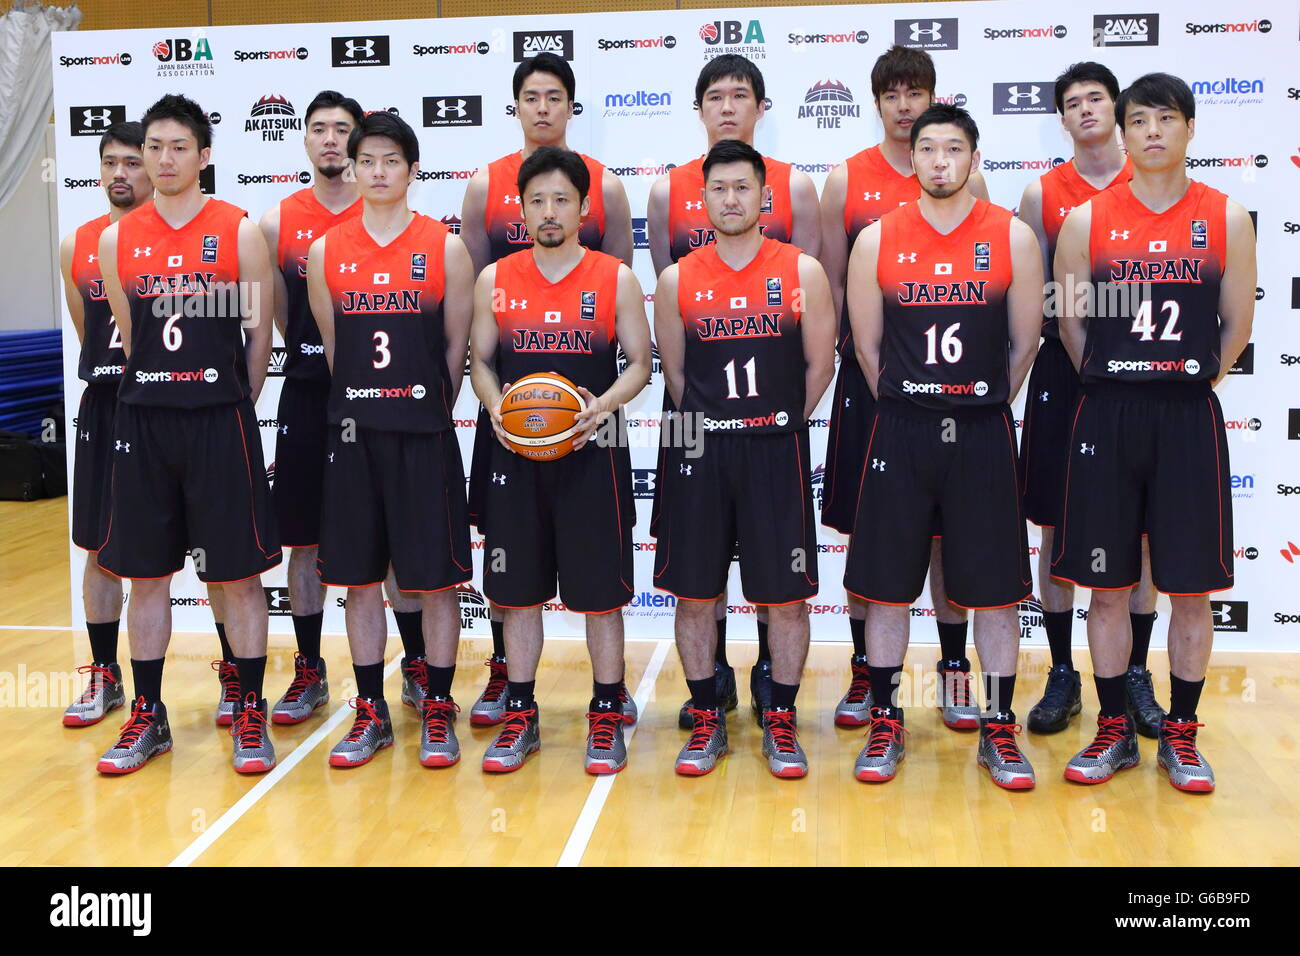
[52,0,1299,651]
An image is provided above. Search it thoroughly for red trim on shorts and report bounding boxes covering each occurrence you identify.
[569,598,634,615]
[1030,521,1056,529]
[1047,571,1139,591]
[947,591,1032,611]
[746,594,816,607]
[486,597,552,610]
[1158,584,1234,597]
[75,544,103,555]
[100,566,184,582]
[284,543,320,550]
[391,576,474,594]
[843,585,915,607]
[318,578,386,589]
[234,406,277,561]
[200,564,279,586]
[654,585,726,603]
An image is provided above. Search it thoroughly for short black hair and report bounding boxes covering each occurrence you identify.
[347,111,419,166]
[304,90,364,128]
[140,94,213,151]
[910,104,979,151]
[870,45,937,100]
[701,139,766,188]
[1115,72,1195,129]
[517,146,589,202]
[694,54,765,109]
[513,53,575,102]
[1054,62,1120,114]
[99,121,143,157]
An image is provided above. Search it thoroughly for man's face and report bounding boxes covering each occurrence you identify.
[515,71,572,145]
[704,160,765,236]
[1059,81,1118,146]
[1122,103,1193,174]
[522,168,588,248]
[351,135,415,203]
[143,118,209,197]
[911,122,977,199]
[100,141,152,208]
[698,75,764,142]
[304,106,356,179]
[876,82,932,143]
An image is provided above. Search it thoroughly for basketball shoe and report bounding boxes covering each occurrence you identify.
[1125,665,1167,738]
[1063,714,1140,784]
[63,662,125,727]
[96,697,172,774]
[419,697,460,768]
[834,654,872,727]
[976,714,1035,790]
[272,654,329,724]
[400,656,428,710]
[675,707,728,775]
[585,704,627,775]
[677,662,737,729]
[482,703,541,773]
[231,693,276,774]
[1157,719,1215,793]
[937,659,980,730]
[329,697,394,767]
[1026,664,1082,734]
[470,655,508,725]
[212,659,240,726]
[761,708,808,778]
[855,707,907,782]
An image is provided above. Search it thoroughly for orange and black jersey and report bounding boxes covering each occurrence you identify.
[491,248,622,396]
[277,188,363,382]
[71,213,123,384]
[115,199,249,408]
[1038,156,1133,339]
[485,151,607,264]
[323,214,453,433]
[667,155,794,264]
[877,199,1015,410]
[1083,179,1227,384]
[677,238,806,434]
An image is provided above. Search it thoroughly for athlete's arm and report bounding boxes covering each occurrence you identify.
[1006,217,1046,401]
[789,168,821,258]
[818,163,849,319]
[573,265,650,451]
[257,204,289,341]
[796,254,836,419]
[59,232,85,343]
[469,265,510,449]
[653,264,685,407]
[441,233,475,404]
[1214,199,1258,387]
[1053,201,1093,371]
[647,174,672,276]
[238,216,275,403]
[459,169,491,275]
[846,222,884,398]
[600,172,635,267]
[1016,179,1050,278]
[305,235,333,371]
[969,168,991,202]
[97,223,131,358]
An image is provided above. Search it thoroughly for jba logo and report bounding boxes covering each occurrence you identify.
[513,30,575,61]
[699,20,766,46]
[153,37,212,62]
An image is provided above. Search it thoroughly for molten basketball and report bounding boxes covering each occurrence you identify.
[499,372,587,461]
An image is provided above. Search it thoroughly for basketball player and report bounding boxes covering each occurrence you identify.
[655,140,835,777]
[305,112,475,768]
[646,54,820,727]
[59,122,151,728]
[1016,63,1163,737]
[1053,74,1254,792]
[845,105,1042,789]
[460,53,634,728]
[469,147,651,774]
[819,45,990,732]
[95,94,280,774]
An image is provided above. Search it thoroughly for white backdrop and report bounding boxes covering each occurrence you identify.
[51,0,1300,651]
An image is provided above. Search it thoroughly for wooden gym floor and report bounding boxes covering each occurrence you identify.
[2,497,1298,867]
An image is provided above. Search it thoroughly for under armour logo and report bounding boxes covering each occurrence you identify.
[898,252,916,263]
[339,263,357,273]
[509,299,528,310]
[1109,230,1129,241]
[1059,206,1073,219]
[1211,604,1232,623]
[871,458,886,471]
[844,397,851,408]
[80,430,90,441]
[596,700,613,710]
[279,424,289,435]
[1039,390,1050,402]
[328,452,335,463]
[267,589,291,609]
[81,108,113,128]
[492,472,507,485]
[87,253,97,264]
[1148,240,1167,253]
[909,21,943,40]
[133,247,151,258]
[373,272,390,284]
[1005,85,1041,105]
[345,39,374,58]
[1080,443,1096,455]
[695,290,714,301]
[934,262,952,275]
[864,191,881,201]
[115,440,130,453]
[435,99,467,119]
[684,200,703,210]
[680,463,692,476]
[297,229,313,240]
[503,195,521,205]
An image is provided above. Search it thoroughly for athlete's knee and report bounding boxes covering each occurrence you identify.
[1089,587,1128,613]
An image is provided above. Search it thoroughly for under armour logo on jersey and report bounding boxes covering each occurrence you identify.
[871,458,886,472]
[729,296,747,309]
[684,200,704,210]
[373,272,390,285]
[133,247,151,258]
[1148,240,1167,253]
[509,299,528,310]
[114,440,130,453]
[695,290,714,301]
[87,253,97,264]
[1059,207,1072,219]
[339,263,357,273]
[897,252,916,263]
[863,191,881,201]
[297,229,313,240]
[1039,390,1050,402]
[1080,443,1096,455]
[80,430,90,441]
[345,39,374,58]
[328,452,335,463]
[492,472,507,485]
[679,463,693,476]
[1109,230,1129,241]
[503,195,521,205]
[279,424,289,435]
[844,396,851,408]
[167,254,183,268]
[934,263,952,275]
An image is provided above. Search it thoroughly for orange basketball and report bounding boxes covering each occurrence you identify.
[499,372,587,462]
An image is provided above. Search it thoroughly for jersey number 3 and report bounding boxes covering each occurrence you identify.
[372,330,391,369]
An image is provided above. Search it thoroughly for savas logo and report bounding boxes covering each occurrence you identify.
[786,30,870,45]
[232,46,309,62]
[154,36,215,77]
[894,18,959,51]
[267,348,287,376]
[699,20,767,57]
[992,82,1055,115]
[423,96,483,128]
[413,40,490,56]
[1211,601,1248,632]
[984,25,1066,40]
[70,105,126,136]
[331,36,390,67]
[1093,14,1160,46]
[797,80,861,129]
[513,30,574,61]
[597,35,677,51]
[245,95,302,141]
[59,51,131,68]
[1186,19,1272,36]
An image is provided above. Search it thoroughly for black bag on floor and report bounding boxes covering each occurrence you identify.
[0,429,66,500]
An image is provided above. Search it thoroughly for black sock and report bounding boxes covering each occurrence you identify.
[87,620,120,665]
[425,663,455,699]
[1129,612,1156,668]
[770,680,798,711]
[1095,674,1127,718]
[982,673,1017,717]
[868,664,903,712]
[131,657,164,704]
[215,622,233,663]
[714,617,728,666]
[849,617,866,657]
[686,676,718,711]
[232,655,266,701]
[592,680,621,712]
[936,620,968,663]
[490,619,506,659]
[1043,610,1074,668]
[354,662,384,701]
[506,680,535,710]
[393,610,424,663]
[1168,674,1203,722]
[757,619,770,663]
[291,612,323,663]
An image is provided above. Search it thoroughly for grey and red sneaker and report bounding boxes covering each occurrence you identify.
[212,660,240,727]
[96,697,172,775]
[481,703,541,773]
[1064,714,1140,784]
[618,681,638,725]
[937,660,980,730]
[1157,719,1215,793]
[585,706,627,775]
[675,707,728,776]
[230,693,276,774]
[761,708,808,778]
[855,707,907,783]
[272,654,329,725]
[470,656,508,726]
[834,655,872,727]
[329,697,394,768]
[419,697,461,768]
[63,662,125,727]
[976,715,1035,790]
[400,656,428,710]
[677,662,737,729]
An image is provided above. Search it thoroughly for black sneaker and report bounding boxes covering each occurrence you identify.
[750,658,776,728]
[1026,664,1082,734]
[1125,665,1166,739]
[677,662,738,729]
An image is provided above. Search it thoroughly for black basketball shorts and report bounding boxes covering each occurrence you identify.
[1051,381,1233,595]
[654,430,819,606]
[466,403,492,532]
[845,400,1031,609]
[71,383,118,552]
[97,400,282,582]
[821,354,877,534]
[317,426,472,592]
[272,378,330,548]
[1020,336,1083,528]
[649,392,675,538]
